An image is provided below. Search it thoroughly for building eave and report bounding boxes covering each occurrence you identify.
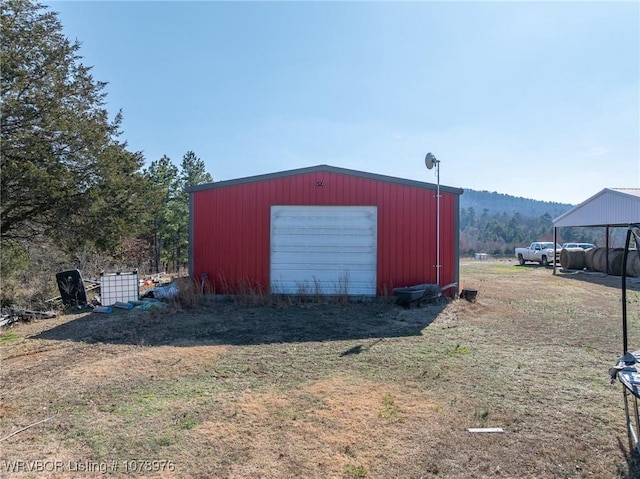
[186,164,464,196]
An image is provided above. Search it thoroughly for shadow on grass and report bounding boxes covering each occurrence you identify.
[339,339,383,357]
[514,263,552,269]
[32,301,446,347]
[617,436,640,479]
[555,270,640,291]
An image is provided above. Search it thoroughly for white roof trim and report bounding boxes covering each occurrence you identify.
[612,188,640,197]
[553,188,640,228]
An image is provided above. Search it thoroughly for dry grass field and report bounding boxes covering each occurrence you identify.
[2,260,640,478]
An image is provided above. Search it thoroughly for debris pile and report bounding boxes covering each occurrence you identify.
[1,270,179,326]
[0,308,57,328]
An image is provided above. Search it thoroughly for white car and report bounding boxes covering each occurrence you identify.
[561,243,596,250]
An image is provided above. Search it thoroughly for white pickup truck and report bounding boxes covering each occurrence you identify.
[515,242,561,266]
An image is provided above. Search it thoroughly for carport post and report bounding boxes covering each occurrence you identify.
[606,226,610,274]
[622,226,632,354]
[621,225,640,355]
[553,227,558,274]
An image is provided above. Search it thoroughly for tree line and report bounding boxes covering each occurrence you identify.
[459,206,603,256]
[460,189,572,219]
[0,0,213,306]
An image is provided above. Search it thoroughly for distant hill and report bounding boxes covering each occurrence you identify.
[456,189,600,254]
[460,189,574,219]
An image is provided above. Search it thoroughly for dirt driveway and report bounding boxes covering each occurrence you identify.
[1,260,640,478]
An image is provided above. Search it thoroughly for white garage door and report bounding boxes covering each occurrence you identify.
[270,206,377,295]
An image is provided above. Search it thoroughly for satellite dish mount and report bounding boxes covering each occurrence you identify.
[425,152,442,286]
[425,152,438,170]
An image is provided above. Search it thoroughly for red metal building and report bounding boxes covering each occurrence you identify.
[188,165,463,296]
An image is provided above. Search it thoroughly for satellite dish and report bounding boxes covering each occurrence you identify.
[425,152,437,170]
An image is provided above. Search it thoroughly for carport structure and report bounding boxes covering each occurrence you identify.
[553,188,640,452]
[552,188,640,275]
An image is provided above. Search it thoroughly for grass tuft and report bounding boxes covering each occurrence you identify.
[378,393,403,423]
[446,343,470,356]
[0,331,18,344]
[344,464,367,479]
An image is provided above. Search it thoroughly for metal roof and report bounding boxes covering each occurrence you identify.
[553,188,640,227]
[186,164,464,195]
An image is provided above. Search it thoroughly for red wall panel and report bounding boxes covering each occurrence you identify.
[191,170,460,295]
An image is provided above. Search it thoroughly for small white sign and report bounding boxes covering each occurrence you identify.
[468,428,504,433]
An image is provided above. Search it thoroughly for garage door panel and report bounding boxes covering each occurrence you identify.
[270,206,377,295]
[271,283,376,295]
[271,245,374,254]
[274,226,376,236]
[273,237,376,247]
[274,230,375,239]
[272,249,376,258]
[271,270,375,281]
[273,208,376,219]
[271,277,375,294]
[274,220,376,228]
[271,251,375,264]
[268,258,372,270]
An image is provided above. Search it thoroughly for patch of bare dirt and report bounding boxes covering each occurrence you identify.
[193,376,444,478]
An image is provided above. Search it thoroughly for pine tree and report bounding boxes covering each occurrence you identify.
[143,151,212,272]
[172,151,213,270]
[144,155,179,272]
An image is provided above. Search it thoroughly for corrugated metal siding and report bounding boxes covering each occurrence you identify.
[191,170,459,295]
[553,188,640,227]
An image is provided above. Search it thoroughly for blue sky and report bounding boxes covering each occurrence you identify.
[49,1,639,204]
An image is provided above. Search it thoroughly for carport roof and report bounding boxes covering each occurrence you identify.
[553,188,640,228]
